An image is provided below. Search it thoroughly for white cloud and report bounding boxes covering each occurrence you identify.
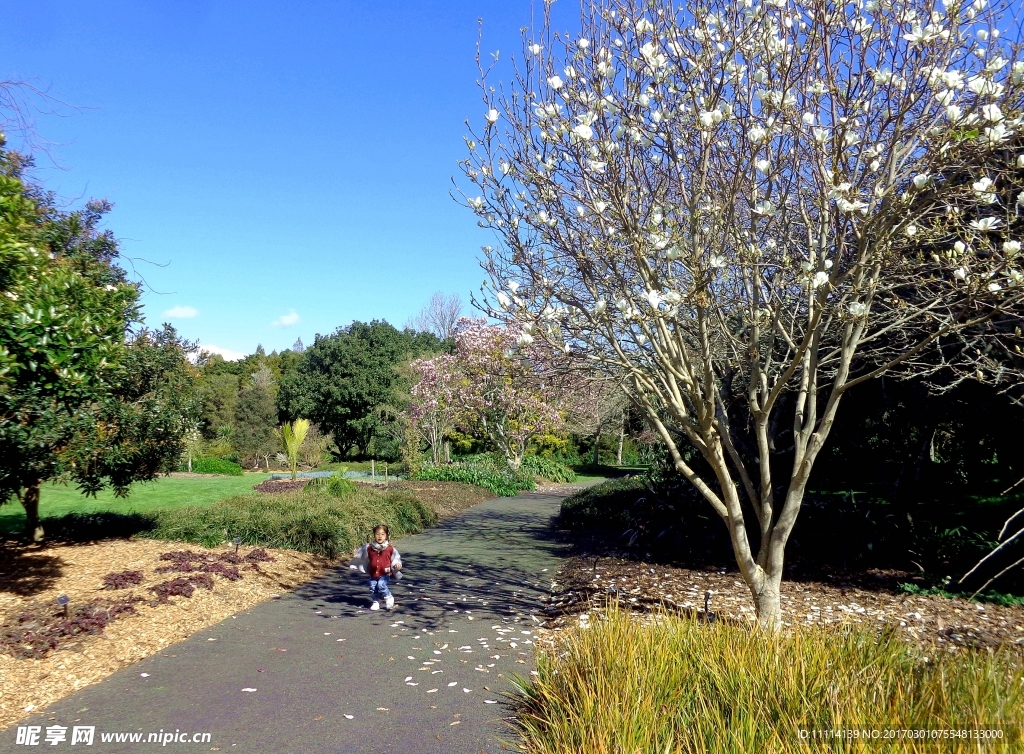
[271,310,300,328]
[163,305,199,319]
[199,344,246,362]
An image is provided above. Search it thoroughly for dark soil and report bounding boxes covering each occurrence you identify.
[252,478,308,494]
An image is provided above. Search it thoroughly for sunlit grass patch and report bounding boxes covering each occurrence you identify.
[511,601,1024,753]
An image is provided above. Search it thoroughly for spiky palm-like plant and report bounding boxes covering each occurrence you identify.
[281,419,311,480]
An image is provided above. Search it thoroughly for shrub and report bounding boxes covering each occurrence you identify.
[178,456,244,475]
[101,570,144,590]
[512,601,1024,754]
[306,472,357,497]
[558,476,647,532]
[416,459,534,497]
[520,455,576,483]
[143,487,439,558]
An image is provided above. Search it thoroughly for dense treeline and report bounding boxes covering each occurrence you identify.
[190,322,446,468]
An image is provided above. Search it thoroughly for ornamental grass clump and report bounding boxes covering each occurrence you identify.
[512,601,1024,754]
[145,487,437,558]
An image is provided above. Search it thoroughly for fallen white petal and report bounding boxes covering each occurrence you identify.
[405,676,412,682]
[427,689,438,693]
[241,688,257,692]
[485,700,498,704]
[344,715,354,720]
[448,682,458,687]
[140,673,150,677]
[463,688,472,692]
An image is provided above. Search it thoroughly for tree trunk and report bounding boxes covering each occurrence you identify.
[616,421,625,466]
[592,432,601,466]
[752,574,783,630]
[444,441,451,464]
[20,483,44,543]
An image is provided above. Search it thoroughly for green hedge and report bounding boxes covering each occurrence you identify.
[140,487,437,558]
[178,457,244,476]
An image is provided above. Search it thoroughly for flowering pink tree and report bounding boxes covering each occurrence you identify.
[410,354,465,465]
[461,0,1024,627]
[452,318,565,471]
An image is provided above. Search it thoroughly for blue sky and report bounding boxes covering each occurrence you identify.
[1,1,562,359]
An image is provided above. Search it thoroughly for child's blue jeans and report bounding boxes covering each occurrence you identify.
[369,575,392,602]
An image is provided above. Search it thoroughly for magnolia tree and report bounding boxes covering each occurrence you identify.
[412,318,566,470]
[410,353,466,464]
[461,0,1024,627]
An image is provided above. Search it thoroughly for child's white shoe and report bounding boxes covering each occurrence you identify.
[370,601,380,611]
[385,595,395,610]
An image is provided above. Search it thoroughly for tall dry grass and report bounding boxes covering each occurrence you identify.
[511,601,1024,753]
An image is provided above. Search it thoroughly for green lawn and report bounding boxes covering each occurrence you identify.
[0,474,270,535]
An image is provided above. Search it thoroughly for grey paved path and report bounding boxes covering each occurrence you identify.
[10,490,573,754]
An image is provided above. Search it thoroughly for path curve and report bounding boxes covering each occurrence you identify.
[12,490,574,753]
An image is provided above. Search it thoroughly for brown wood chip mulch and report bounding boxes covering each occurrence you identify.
[532,554,1024,657]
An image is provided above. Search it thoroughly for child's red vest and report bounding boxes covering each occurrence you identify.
[367,545,394,578]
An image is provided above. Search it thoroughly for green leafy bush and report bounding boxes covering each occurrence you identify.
[520,455,577,483]
[141,487,438,558]
[178,456,243,476]
[416,459,534,497]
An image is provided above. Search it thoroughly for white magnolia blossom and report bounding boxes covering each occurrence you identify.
[486,109,500,124]
[547,75,563,90]
[572,124,594,140]
[528,43,543,55]
[836,198,869,214]
[848,301,869,317]
[971,217,1001,231]
[972,176,997,203]
[981,103,1004,121]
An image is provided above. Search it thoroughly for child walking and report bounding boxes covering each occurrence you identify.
[350,524,402,610]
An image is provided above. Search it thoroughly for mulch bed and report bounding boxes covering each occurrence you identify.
[252,478,308,494]
[538,553,1024,653]
[0,539,331,730]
